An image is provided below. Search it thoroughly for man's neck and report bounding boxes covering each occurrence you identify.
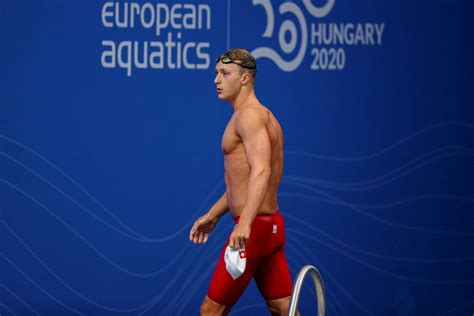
[229,89,258,112]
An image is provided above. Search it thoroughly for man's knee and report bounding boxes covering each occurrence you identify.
[266,296,297,316]
[200,296,231,316]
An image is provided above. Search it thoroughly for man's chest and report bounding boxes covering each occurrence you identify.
[221,120,242,155]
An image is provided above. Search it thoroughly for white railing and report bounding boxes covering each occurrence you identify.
[288,265,325,316]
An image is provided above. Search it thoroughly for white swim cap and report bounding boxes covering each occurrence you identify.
[224,245,247,280]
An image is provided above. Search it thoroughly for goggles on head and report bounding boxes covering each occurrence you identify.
[216,55,257,70]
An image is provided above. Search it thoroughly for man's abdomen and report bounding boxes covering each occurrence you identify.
[224,143,281,217]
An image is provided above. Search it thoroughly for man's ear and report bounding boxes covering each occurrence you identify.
[241,72,251,85]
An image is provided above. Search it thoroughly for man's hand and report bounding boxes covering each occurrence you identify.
[229,223,251,249]
[189,213,219,244]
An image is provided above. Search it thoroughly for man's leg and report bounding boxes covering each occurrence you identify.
[200,296,232,316]
[205,236,258,314]
[254,246,294,315]
[266,296,290,316]
[266,296,301,316]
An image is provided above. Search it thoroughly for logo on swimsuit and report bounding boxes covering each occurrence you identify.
[247,0,386,72]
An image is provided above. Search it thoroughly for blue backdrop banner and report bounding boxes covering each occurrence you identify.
[1,0,473,315]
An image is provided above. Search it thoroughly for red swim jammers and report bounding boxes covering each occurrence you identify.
[207,211,293,306]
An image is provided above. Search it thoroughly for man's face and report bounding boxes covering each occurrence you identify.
[214,61,243,101]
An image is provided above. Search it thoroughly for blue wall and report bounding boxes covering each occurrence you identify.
[1,0,473,315]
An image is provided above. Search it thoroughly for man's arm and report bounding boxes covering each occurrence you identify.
[189,191,228,244]
[207,191,229,219]
[229,108,272,248]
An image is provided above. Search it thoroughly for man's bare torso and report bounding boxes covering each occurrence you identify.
[221,104,283,217]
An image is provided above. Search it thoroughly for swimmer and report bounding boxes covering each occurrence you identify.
[190,48,298,316]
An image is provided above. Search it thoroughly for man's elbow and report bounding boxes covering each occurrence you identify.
[254,166,272,178]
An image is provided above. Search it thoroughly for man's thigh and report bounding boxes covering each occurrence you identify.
[207,241,256,306]
[254,248,293,301]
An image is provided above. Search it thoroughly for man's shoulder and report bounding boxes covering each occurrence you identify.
[235,105,269,124]
[233,106,270,137]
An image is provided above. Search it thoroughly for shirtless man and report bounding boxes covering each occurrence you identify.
[189,48,294,315]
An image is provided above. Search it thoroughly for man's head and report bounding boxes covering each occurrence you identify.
[214,48,257,101]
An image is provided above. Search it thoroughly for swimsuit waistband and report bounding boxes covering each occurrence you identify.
[233,210,280,222]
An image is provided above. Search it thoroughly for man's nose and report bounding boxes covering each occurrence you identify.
[214,74,221,85]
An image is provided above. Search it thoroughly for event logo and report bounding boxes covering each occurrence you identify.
[250,0,385,72]
[100,2,213,77]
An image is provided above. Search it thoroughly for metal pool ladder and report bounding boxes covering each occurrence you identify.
[288,265,326,316]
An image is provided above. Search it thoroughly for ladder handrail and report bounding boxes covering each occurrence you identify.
[288,265,326,316]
